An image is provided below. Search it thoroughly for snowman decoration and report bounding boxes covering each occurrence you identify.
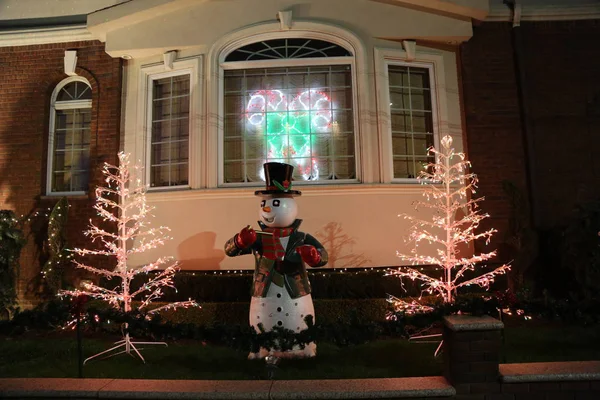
[224,162,328,359]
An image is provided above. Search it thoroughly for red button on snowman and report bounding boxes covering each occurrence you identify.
[224,162,328,359]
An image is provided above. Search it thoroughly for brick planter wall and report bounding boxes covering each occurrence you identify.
[442,315,600,400]
[0,41,122,307]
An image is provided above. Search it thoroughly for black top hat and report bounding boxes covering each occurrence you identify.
[255,162,302,196]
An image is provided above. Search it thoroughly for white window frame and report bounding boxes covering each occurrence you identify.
[374,47,450,184]
[138,56,202,191]
[46,76,92,196]
[209,27,365,189]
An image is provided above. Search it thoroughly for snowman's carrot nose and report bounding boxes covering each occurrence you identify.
[262,206,272,212]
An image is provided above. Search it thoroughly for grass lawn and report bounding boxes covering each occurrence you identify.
[0,335,442,380]
[502,323,600,363]
[1,322,599,380]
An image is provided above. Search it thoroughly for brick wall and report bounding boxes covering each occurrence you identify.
[460,20,600,251]
[0,41,122,307]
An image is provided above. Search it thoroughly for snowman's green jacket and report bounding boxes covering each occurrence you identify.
[224,219,328,299]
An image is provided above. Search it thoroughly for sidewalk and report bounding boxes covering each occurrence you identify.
[0,376,455,399]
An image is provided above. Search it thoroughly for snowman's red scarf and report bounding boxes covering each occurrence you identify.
[262,227,294,260]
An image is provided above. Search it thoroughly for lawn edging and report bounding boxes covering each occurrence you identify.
[0,376,456,399]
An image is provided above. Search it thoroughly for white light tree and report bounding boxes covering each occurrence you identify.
[388,135,510,304]
[60,152,198,363]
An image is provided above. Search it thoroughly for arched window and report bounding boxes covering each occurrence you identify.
[47,77,92,194]
[221,37,356,184]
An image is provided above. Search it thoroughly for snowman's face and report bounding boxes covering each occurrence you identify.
[259,196,298,228]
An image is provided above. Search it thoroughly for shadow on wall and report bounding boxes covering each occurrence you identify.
[177,231,226,270]
[315,222,370,268]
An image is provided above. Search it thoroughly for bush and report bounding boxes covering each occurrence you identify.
[118,267,507,303]
[561,199,600,300]
[0,210,26,316]
[155,298,389,326]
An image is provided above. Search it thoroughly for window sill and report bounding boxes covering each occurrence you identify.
[41,193,89,200]
[145,183,432,201]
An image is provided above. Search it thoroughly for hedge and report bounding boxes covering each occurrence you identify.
[156,298,389,326]
[109,266,508,303]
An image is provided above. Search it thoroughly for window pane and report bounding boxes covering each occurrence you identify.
[223,65,356,183]
[226,39,352,62]
[51,108,90,192]
[57,83,77,101]
[151,165,170,187]
[388,65,435,179]
[150,74,190,187]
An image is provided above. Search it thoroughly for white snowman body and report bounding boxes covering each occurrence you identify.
[248,196,317,359]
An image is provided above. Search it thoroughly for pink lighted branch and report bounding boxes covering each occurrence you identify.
[388,135,510,303]
[59,152,198,315]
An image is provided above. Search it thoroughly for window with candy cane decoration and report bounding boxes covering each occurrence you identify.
[221,38,356,184]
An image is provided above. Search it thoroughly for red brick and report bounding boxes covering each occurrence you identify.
[515,394,545,400]
[487,395,516,400]
[0,40,121,307]
[471,382,501,393]
[470,361,499,374]
[502,383,530,393]
[461,20,600,243]
[529,382,560,392]
[546,393,575,400]
[560,382,590,391]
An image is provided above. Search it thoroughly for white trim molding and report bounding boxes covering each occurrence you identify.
[206,21,372,188]
[146,183,437,202]
[487,3,600,22]
[0,25,94,48]
[137,55,203,190]
[64,50,78,76]
[46,76,93,196]
[374,47,452,184]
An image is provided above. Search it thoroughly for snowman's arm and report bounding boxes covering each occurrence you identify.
[303,233,328,268]
[224,233,262,257]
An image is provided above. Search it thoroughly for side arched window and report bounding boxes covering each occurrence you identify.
[221,38,356,184]
[47,77,92,194]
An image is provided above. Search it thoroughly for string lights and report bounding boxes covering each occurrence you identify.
[59,152,198,363]
[59,152,198,314]
[245,89,333,180]
[388,135,510,304]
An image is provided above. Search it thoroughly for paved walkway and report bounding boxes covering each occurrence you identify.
[0,376,455,399]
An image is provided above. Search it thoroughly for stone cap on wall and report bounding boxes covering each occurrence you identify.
[443,315,504,331]
[0,377,456,399]
[500,361,600,383]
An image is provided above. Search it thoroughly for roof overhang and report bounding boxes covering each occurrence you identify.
[85,0,482,59]
[371,0,489,21]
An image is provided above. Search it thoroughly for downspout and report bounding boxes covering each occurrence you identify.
[505,0,540,229]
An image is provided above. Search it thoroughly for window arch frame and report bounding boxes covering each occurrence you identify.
[46,76,93,196]
[209,25,366,188]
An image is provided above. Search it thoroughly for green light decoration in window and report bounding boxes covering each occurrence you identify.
[246,89,334,180]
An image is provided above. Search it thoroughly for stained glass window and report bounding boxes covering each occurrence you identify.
[223,39,355,184]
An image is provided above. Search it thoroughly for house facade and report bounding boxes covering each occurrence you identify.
[1,0,599,305]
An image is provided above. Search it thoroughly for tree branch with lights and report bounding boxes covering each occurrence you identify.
[59,152,198,315]
[388,135,510,306]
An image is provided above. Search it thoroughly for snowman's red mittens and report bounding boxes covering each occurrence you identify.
[236,226,257,248]
[296,245,321,266]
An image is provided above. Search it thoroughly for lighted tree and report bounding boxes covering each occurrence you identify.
[388,135,510,303]
[60,152,197,362]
